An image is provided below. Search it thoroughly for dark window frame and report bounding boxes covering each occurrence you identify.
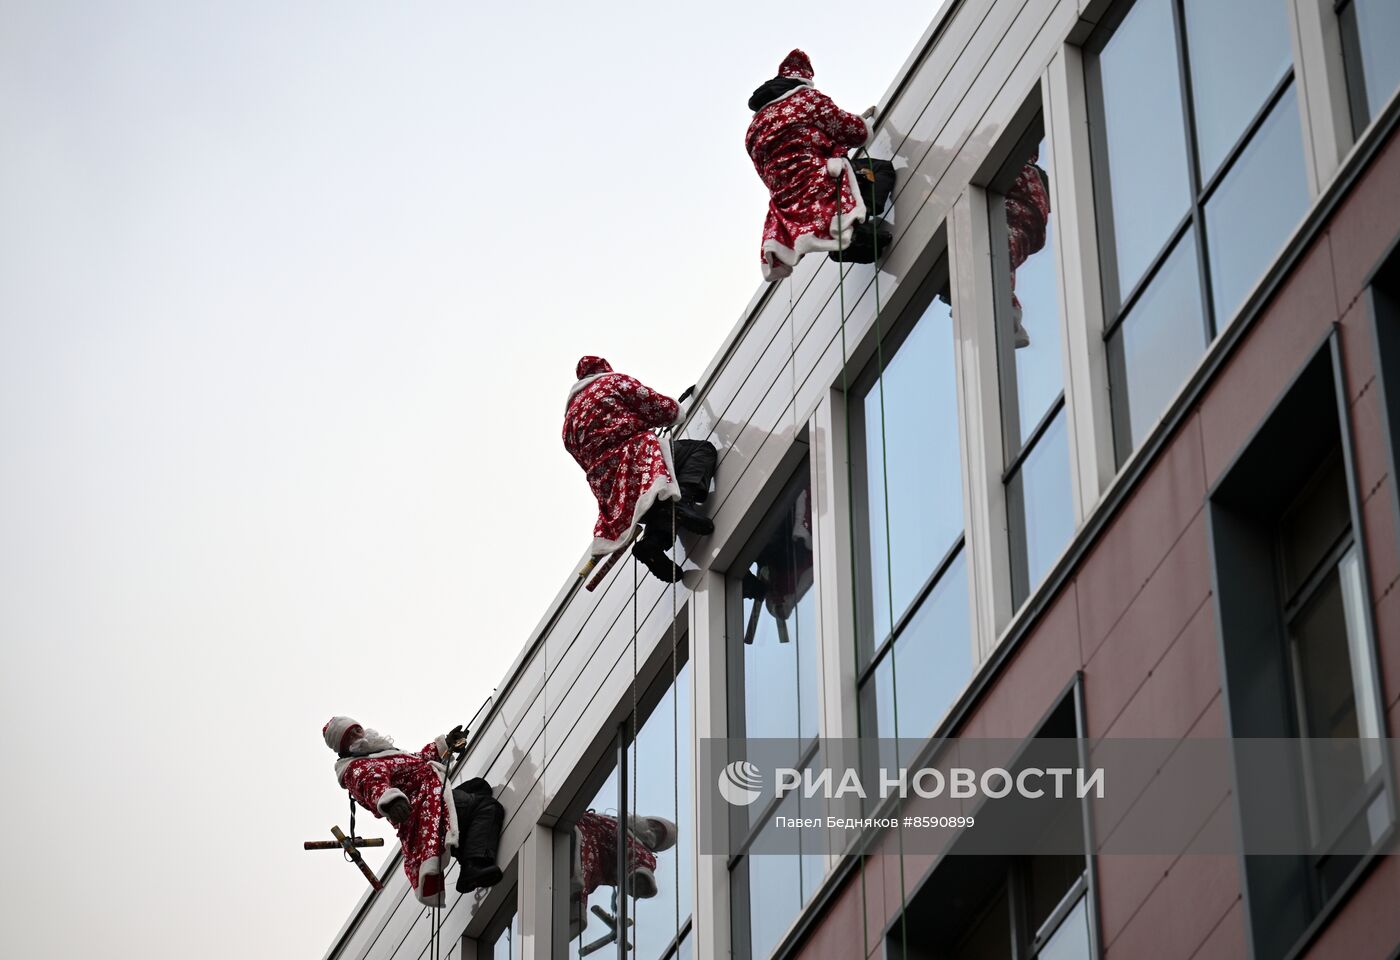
[1207,331,1396,960]
[1084,0,1301,462]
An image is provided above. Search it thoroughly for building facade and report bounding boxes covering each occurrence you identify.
[325,0,1400,957]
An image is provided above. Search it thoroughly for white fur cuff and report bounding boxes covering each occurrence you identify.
[826,157,844,178]
[375,788,408,817]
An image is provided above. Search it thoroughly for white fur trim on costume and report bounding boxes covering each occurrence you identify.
[375,787,408,816]
[752,80,813,112]
[434,735,450,759]
[412,761,460,907]
[761,157,869,281]
[335,748,407,785]
[588,473,682,557]
[589,433,684,556]
[826,157,845,178]
[858,116,874,148]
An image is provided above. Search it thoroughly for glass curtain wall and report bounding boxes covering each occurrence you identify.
[1087,0,1309,459]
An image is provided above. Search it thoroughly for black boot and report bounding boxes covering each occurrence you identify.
[672,500,714,536]
[633,539,682,582]
[456,857,503,893]
[829,218,892,265]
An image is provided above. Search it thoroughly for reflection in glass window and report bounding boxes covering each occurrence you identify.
[1204,84,1308,319]
[851,261,972,750]
[998,139,1062,445]
[564,658,692,960]
[1182,0,1292,179]
[1089,0,1309,463]
[1340,0,1400,134]
[727,464,825,959]
[989,121,1074,607]
[489,905,522,960]
[864,551,970,742]
[1036,896,1091,960]
[1090,0,1192,307]
[1106,233,1206,451]
[1006,410,1074,600]
[856,283,963,648]
[737,784,827,960]
[731,467,818,750]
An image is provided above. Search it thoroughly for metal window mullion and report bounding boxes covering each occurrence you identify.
[1169,0,1220,343]
[1197,71,1298,204]
[1280,529,1355,619]
[1002,393,1068,483]
[1099,215,1195,340]
[854,535,967,690]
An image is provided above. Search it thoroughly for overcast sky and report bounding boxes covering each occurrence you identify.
[0,2,945,956]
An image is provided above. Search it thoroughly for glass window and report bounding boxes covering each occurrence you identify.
[1182,0,1293,179]
[863,551,971,741]
[733,782,827,960]
[1091,0,1192,307]
[851,263,973,745]
[489,904,523,960]
[1007,410,1074,603]
[1204,84,1309,319]
[1339,0,1400,134]
[857,282,963,645]
[1089,0,1309,463]
[730,465,818,752]
[1212,363,1395,960]
[940,859,1089,960]
[562,657,692,960]
[989,120,1075,606]
[1105,231,1207,451]
[1277,454,1386,875]
[727,465,825,959]
[1036,896,1091,960]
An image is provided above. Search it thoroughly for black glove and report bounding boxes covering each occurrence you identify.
[446,724,470,753]
[384,796,412,826]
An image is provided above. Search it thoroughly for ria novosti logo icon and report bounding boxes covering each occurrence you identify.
[717,760,764,806]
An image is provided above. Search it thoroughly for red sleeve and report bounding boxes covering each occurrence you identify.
[618,375,680,430]
[809,91,871,152]
[417,740,448,762]
[344,761,394,817]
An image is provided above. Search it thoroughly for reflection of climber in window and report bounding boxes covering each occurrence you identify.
[742,488,814,644]
[1003,151,1052,348]
[568,812,677,944]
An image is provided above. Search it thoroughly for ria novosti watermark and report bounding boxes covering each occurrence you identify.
[721,758,1105,804]
[698,737,1400,858]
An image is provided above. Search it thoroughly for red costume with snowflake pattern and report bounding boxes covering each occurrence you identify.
[1005,153,1052,313]
[576,811,657,906]
[746,50,874,281]
[564,357,682,556]
[338,739,458,906]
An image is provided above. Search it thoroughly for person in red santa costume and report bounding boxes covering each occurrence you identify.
[323,716,505,903]
[563,356,718,583]
[568,811,678,936]
[746,49,894,281]
[1003,152,1052,348]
